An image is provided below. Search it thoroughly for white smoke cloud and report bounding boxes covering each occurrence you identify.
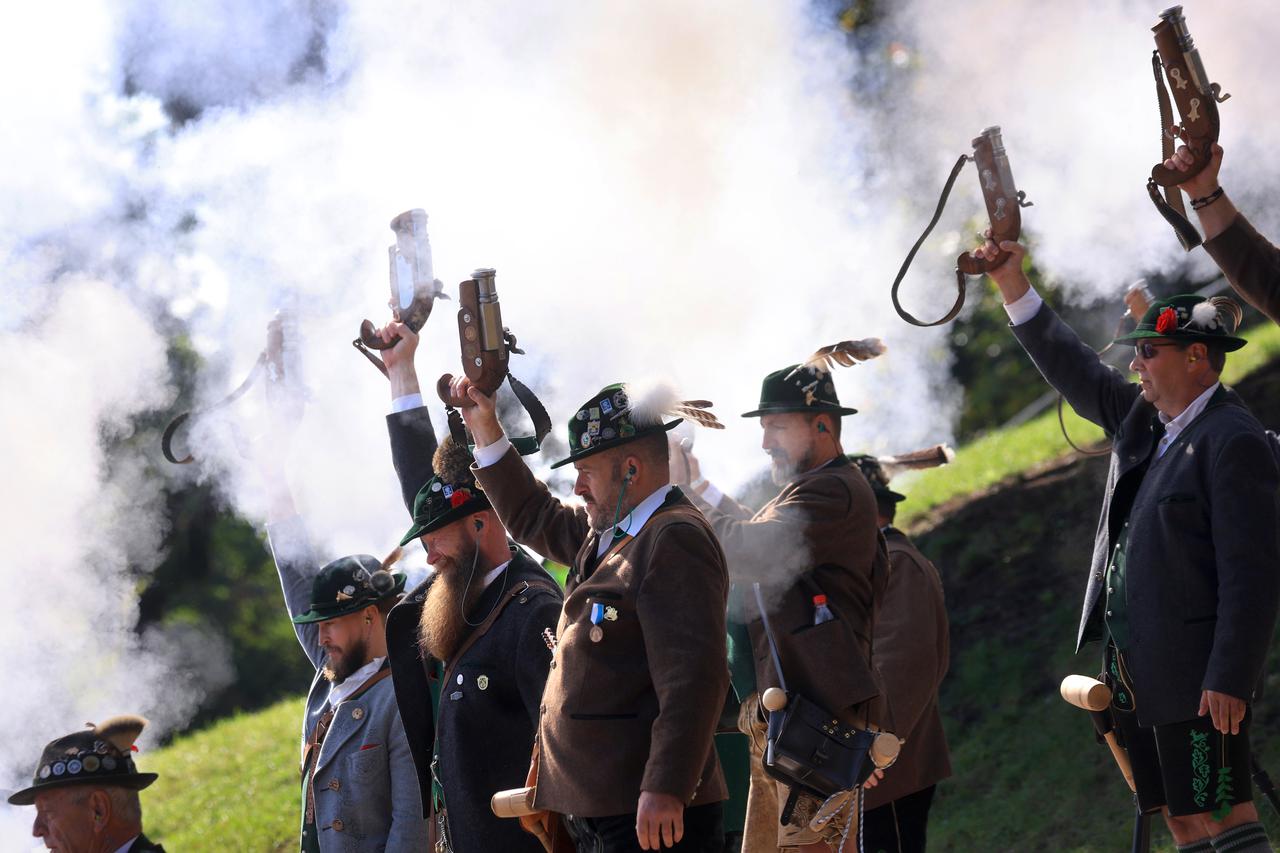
[3,0,1278,842]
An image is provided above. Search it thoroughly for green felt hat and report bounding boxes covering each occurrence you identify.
[1114,294,1246,352]
[549,383,681,470]
[292,555,406,624]
[847,454,906,504]
[7,715,158,806]
[742,364,858,418]
[400,436,492,545]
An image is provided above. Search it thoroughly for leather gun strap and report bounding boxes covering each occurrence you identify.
[891,154,972,327]
[1148,51,1202,251]
[752,582,788,694]
[161,351,267,464]
[507,373,553,448]
[351,338,389,378]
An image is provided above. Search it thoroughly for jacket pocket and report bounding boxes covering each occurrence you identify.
[780,618,880,714]
[1158,493,1197,505]
[569,712,639,721]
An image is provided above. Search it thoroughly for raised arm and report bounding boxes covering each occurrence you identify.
[977,237,1141,436]
[378,321,440,512]
[267,514,326,670]
[458,381,591,565]
[1166,141,1280,323]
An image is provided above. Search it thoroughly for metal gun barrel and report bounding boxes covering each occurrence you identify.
[472,268,504,352]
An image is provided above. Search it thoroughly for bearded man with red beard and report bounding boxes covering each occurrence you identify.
[376,320,564,853]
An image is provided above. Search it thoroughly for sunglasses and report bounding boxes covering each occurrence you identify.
[1133,341,1182,360]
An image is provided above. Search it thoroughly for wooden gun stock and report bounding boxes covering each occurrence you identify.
[437,269,511,408]
[1060,675,1137,793]
[1149,6,1226,189]
[957,126,1028,276]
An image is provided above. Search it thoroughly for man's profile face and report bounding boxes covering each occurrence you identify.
[317,609,372,683]
[420,516,481,579]
[1130,338,1197,407]
[32,787,97,851]
[760,413,820,486]
[573,451,625,533]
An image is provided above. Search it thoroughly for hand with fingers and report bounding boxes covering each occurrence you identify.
[449,375,503,447]
[1162,125,1223,199]
[1199,689,1247,735]
[635,791,685,851]
[972,228,1031,303]
[375,321,421,400]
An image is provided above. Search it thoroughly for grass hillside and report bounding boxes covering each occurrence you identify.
[140,322,1280,852]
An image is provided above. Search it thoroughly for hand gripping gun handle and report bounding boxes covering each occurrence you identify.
[1061,675,1137,793]
[1149,6,1228,189]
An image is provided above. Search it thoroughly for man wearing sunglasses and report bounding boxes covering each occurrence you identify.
[976,235,1280,853]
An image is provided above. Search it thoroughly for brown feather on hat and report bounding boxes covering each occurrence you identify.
[93,715,148,754]
[786,338,886,380]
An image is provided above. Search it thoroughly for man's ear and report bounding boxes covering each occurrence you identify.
[88,789,111,828]
[1187,342,1208,366]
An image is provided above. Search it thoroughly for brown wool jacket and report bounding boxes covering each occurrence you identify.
[473,448,730,818]
[694,456,890,727]
[1203,213,1280,324]
[863,527,951,809]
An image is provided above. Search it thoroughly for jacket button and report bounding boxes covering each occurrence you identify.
[332,818,345,832]
[1094,571,1103,580]
[549,660,557,670]
[1106,610,1113,617]
[328,779,340,791]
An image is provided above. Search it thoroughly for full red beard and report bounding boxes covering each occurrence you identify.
[418,547,483,662]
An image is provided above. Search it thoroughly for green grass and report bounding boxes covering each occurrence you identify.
[144,696,304,852]
[898,321,1280,525]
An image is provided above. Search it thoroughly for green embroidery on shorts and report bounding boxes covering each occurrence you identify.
[1108,652,1132,710]
[1211,764,1235,821]
[1190,730,1211,808]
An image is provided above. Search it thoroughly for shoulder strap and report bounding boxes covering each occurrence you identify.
[1146,50,1202,251]
[890,154,972,327]
[752,583,788,694]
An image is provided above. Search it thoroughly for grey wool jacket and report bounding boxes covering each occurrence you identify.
[270,517,429,852]
[1011,301,1280,727]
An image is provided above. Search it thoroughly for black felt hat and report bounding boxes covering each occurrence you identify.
[292,555,406,624]
[1114,294,1246,351]
[549,383,723,470]
[847,454,906,504]
[8,715,158,806]
[401,436,493,545]
[742,339,885,418]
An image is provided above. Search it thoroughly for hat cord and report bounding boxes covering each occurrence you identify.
[460,533,509,629]
[610,476,633,541]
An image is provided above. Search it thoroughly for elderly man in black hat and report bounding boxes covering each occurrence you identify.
[266,487,427,851]
[9,715,164,852]
[978,234,1280,853]
[373,320,564,853]
[671,343,891,853]
[848,455,951,853]
[452,375,730,853]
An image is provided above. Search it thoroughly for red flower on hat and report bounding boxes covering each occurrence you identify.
[450,489,471,508]
[1155,307,1178,335]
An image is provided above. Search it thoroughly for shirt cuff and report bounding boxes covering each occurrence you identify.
[1003,287,1043,326]
[472,435,512,468]
[390,393,424,414]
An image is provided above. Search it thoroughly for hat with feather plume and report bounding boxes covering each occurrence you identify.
[550,382,723,469]
[743,339,886,418]
[1114,294,1246,351]
[7,715,158,805]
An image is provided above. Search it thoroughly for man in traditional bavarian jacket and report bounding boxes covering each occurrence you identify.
[849,455,951,853]
[1164,141,1280,324]
[452,376,730,853]
[978,234,1280,853]
[375,321,564,852]
[673,355,890,853]
[267,500,428,851]
[8,715,165,851]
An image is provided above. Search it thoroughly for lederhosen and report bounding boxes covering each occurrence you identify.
[1101,428,1252,818]
[301,663,393,852]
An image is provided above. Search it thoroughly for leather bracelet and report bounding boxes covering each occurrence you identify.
[1191,186,1224,210]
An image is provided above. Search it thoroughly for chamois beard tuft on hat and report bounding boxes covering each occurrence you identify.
[93,715,148,753]
[621,381,725,430]
[1206,296,1244,334]
[432,435,475,485]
